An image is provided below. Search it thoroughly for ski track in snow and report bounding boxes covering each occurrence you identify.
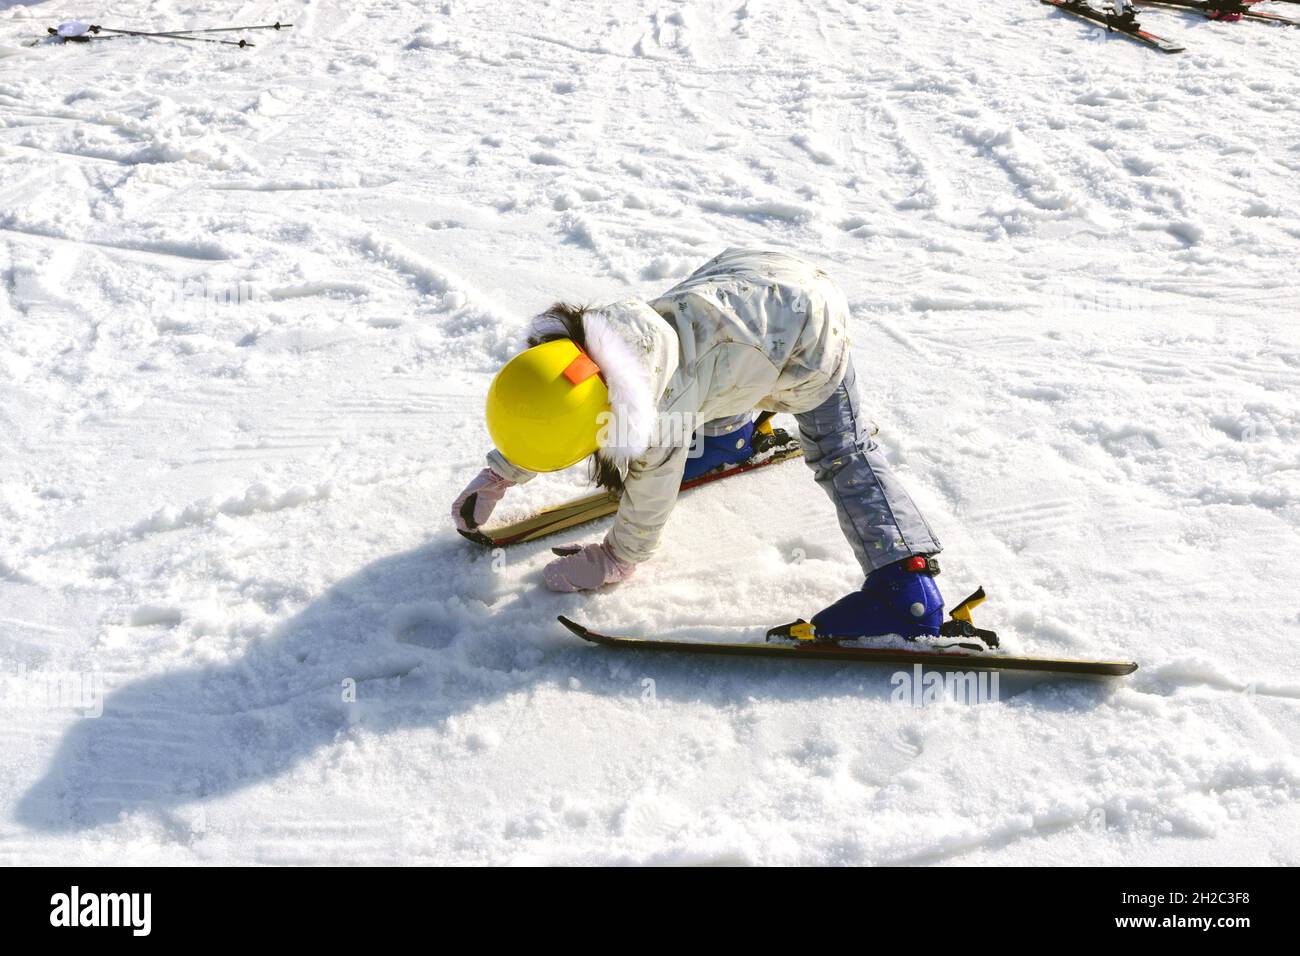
[1,0,1298,864]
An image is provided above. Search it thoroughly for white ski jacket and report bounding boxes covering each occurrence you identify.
[488,247,851,563]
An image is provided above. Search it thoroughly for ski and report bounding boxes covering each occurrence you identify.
[460,426,802,547]
[30,33,124,45]
[1040,0,1187,52]
[1137,0,1300,25]
[559,616,1139,678]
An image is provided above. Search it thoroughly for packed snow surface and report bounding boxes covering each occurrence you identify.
[2,0,1299,865]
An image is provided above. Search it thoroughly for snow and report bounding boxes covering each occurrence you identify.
[2,0,1299,865]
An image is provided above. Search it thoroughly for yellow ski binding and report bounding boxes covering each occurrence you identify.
[939,587,999,648]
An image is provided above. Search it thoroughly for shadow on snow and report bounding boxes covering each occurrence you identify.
[17,536,1112,833]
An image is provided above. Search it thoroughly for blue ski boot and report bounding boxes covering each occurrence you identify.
[682,419,755,481]
[810,556,945,639]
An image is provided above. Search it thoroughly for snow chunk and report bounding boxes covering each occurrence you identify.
[129,605,183,628]
[791,132,839,166]
[131,483,332,537]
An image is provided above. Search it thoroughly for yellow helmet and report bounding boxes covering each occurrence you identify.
[486,339,609,472]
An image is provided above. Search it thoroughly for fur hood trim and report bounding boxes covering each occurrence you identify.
[526,299,679,473]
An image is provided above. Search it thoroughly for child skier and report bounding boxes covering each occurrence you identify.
[452,248,946,639]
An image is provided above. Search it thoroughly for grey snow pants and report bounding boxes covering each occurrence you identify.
[793,357,942,576]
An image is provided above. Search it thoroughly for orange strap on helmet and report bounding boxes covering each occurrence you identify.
[562,348,601,386]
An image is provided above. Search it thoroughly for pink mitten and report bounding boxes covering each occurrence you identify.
[452,468,513,532]
[544,542,636,592]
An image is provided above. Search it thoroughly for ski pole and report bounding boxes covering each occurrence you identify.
[86,26,256,47]
[136,22,293,35]
[90,22,292,39]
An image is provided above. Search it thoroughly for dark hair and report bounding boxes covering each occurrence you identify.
[528,303,624,496]
[527,303,589,349]
[590,456,625,497]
